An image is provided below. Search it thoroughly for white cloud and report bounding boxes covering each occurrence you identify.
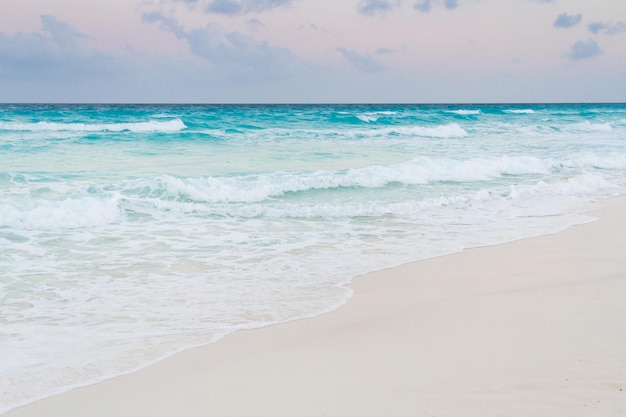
[0,13,299,102]
[205,0,244,15]
[0,15,114,84]
[443,0,458,10]
[413,0,460,13]
[142,12,297,82]
[588,22,606,34]
[142,12,187,39]
[414,0,432,12]
[357,0,401,16]
[0,17,155,102]
[553,13,582,28]
[148,0,293,16]
[567,39,602,60]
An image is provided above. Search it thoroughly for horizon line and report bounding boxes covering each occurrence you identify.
[1,101,625,106]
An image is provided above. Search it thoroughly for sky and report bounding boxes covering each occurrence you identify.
[0,0,625,103]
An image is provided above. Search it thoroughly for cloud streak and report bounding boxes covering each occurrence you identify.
[246,18,265,32]
[588,21,626,35]
[40,14,90,47]
[336,47,384,72]
[204,0,292,15]
[152,0,293,15]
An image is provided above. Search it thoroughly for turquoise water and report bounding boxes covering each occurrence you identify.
[1,103,626,412]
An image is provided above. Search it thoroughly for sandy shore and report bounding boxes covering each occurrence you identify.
[6,198,626,417]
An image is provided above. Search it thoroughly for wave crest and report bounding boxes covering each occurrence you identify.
[447,109,481,116]
[121,155,557,204]
[504,109,535,114]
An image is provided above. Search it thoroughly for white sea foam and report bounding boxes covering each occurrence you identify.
[0,196,120,230]
[563,153,626,170]
[539,173,619,195]
[0,119,186,132]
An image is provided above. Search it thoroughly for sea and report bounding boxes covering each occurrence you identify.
[1,103,626,413]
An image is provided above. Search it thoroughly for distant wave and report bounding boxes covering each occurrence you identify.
[238,123,470,140]
[326,123,468,139]
[357,114,378,123]
[391,123,468,138]
[446,109,481,116]
[339,111,398,123]
[571,121,613,132]
[356,114,379,123]
[230,173,620,219]
[359,111,397,118]
[504,109,535,114]
[338,123,468,139]
[0,119,186,133]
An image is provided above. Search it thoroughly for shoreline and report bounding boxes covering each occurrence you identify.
[6,196,626,417]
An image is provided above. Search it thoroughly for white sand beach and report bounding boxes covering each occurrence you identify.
[6,197,626,417]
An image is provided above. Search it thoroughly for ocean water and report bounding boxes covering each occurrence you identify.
[1,103,626,412]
